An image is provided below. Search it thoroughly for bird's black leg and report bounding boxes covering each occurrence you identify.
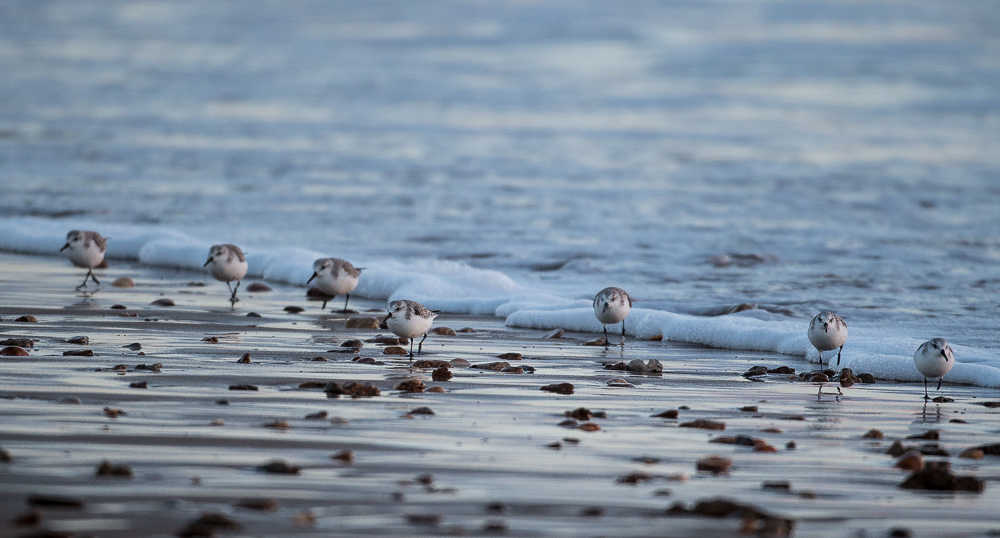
[409,339,414,358]
[90,269,100,286]
[837,346,842,366]
[817,350,824,369]
[603,325,609,347]
[321,298,328,310]
[924,378,930,400]
[936,378,943,391]
[227,281,234,298]
[418,333,428,354]
[79,270,91,288]
[621,320,626,347]
[343,294,350,314]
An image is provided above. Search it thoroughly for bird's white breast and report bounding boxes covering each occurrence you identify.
[315,272,359,296]
[387,315,434,339]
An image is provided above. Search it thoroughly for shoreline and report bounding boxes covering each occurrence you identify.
[2,253,1000,537]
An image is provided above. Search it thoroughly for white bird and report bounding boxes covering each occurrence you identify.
[306,257,363,312]
[60,230,107,288]
[383,299,439,357]
[808,311,848,368]
[913,338,955,400]
[593,287,632,347]
[204,244,248,307]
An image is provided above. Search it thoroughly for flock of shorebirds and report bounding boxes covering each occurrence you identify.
[61,229,955,400]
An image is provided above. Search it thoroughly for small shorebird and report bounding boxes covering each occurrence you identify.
[204,244,248,307]
[60,230,107,288]
[593,287,632,347]
[306,257,363,312]
[913,338,955,400]
[383,299,439,357]
[808,311,847,368]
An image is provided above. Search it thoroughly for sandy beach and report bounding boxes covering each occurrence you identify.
[1,253,999,538]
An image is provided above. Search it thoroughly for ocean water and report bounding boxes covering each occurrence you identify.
[1,1,999,384]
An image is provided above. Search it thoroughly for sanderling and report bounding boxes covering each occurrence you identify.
[306,257,363,312]
[913,338,955,400]
[593,287,632,347]
[808,311,848,368]
[204,244,248,307]
[384,299,439,357]
[60,230,107,288]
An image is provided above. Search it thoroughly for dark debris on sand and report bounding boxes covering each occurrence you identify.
[666,498,795,536]
[325,381,380,398]
[540,383,574,395]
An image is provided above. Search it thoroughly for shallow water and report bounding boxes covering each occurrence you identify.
[0,2,999,370]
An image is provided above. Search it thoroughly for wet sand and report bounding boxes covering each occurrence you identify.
[2,253,1000,538]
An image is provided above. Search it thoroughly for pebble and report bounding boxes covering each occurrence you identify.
[906,430,939,440]
[63,349,94,356]
[563,437,581,444]
[229,384,259,391]
[369,335,401,345]
[150,299,175,307]
[13,508,40,526]
[886,441,909,458]
[346,317,380,329]
[330,416,350,425]
[931,396,954,403]
[895,452,924,471]
[0,338,33,347]
[617,472,653,484]
[578,422,601,432]
[284,305,305,313]
[740,405,758,412]
[0,346,29,356]
[544,328,564,338]
[410,406,435,415]
[332,450,354,463]
[457,327,477,333]
[202,336,219,343]
[558,419,578,428]
[246,312,262,317]
[246,283,271,292]
[540,382,574,395]
[28,495,85,509]
[696,456,733,474]
[66,336,89,345]
[15,315,37,322]
[679,419,726,431]
[354,357,384,365]
[768,366,795,374]
[653,488,672,497]
[862,429,884,439]
[647,335,664,341]
[800,372,829,383]
[627,359,663,373]
[432,366,453,381]
[292,510,317,527]
[449,359,472,367]
[129,381,148,389]
[304,411,328,420]
[980,401,1000,408]
[134,363,162,371]
[111,277,135,288]
[235,353,252,364]
[406,514,442,526]
[761,427,783,433]
[96,460,133,477]
[216,399,230,405]
[412,359,450,368]
[584,337,608,346]
[838,368,860,388]
[395,379,425,393]
[497,352,522,361]
[430,327,456,335]
[103,407,127,418]
[0,448,12,462]
[652,410,679,419]
[177,512,241,537]
[263,420,291,429]
[501,366,524,374]
[427,386,446,393]
[310,356,327,361]
[949,418,968,424]
[123,342,141,351]
[899,462,984,492]
[59,397,82,404]
[383,346,408,355]
[472,361,510,371]
[565,408,594,421]
[710,435,757,446]
[341,339,364,348]
[743,366,768,378]
[959,448,984,460]
[762,481,791,490]
[258,459,301,475]
[235,498,278,511]
[210,419,225,426]
[606,378,634,387]
[325,381,380,398]
[547,442,562,450]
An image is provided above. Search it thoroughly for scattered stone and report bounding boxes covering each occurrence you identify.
[201,336,219,343]
[858,373,876,383]
[743,366,768,378]
[66,336,89,345]
[652,409,679,419]
[258,460,301,475]
[129,381,148,389]
[177,512,241,537]
[800,372,829,383]
[680,419,726,431]
[0,346,29,356]
[547,442,562,450]
[544,328,564,338]
[482,520,509,533]
[235,498,278,511]
[768,366,795,374]
[696,456,733,474]
[565,408,594,421]
[604,362,627,371]
[653,488,672,497]
[303,410,328,420]
[959,448,985,460]
[216,399,229,405]
[134,363,162,371]
[449,359,472,367]
[919,444,950,457]
[15,315,37,322]
[96,460,133,477]
[862,429,884,439]
[383,346,407,355]
[111,364,128,372]
[0,338,33,347]
[263,420,291,429]
[886,441,909,458]
[762,481,791,490]
[950,418,968,424]
[472,361,510,371]
[972,443,1000,456]
[63,349,95,357]
[427,386,446,393]
[283,305,305,314]
[332,450,354,463]
[432,366,452,381]
[563,437,581,445]
[839,368,860,388]
[647,334,664,341]
[578,422,601,432]
[411,360,449,369]
[899,462,985,492]
[120,311,139,317]
[325,381,380,398]
[309,356,327,361]
[369,335,401,345]
[0,448,12,462]
[457,327,477,333]
[210,419,225,426]
[584,337,608,346]
[395,379,425,393]
[346,317,380,329]
[710,435,757,446]
[889,528,912,538]
[110,277,135,288]
[59,397,82,404]
[353,357,384,365]
[246,312,262,318]
[906,430,939,440]
[406,514,442,526]
[410,406,435,415]
[540,382,574,395]
[761,427,783,433]
[103,407,126,418]
[895,452,924,471]
[686,498,795,535]
[617,472,653,485]
[330,416,350,425]
[740,406,758,412]
[779,415,806,421]
[27,495,85,508]
[341,339,364,348]
[559,419,579,428]
[245,283,271,292]
[122,342,141,351]
[501,366,524,374]
[627,359,663,373]
[980,401,1000,408]
[13,508,40,526]
[606,378,634,387]
[497,352,522,361]
[149,299,175,307]
[229,384,259,391]
[430,327,456,335]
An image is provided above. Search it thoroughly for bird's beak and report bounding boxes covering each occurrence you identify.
[203,256,212,267]
[383,313,392,321]
[602,303,608,313]
[60,243,70,252]
[941,350,948,360]
[307,272,318,285]
[823,323,829,333]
